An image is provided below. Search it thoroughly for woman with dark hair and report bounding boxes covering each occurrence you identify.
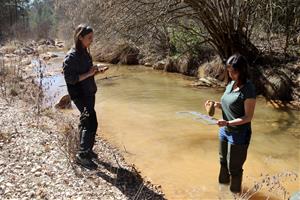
[205,54,256,193]
[63,24,108,170]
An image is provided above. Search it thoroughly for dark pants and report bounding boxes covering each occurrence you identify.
[219,127,250,172]
[218,127,250,192]
[219,141,248,177]
[73,95,98,156]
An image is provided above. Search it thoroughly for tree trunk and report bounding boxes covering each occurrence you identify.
[184,0,260,63]
[214,31,259,63]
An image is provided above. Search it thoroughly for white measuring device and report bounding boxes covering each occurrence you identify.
[176,111,218,125]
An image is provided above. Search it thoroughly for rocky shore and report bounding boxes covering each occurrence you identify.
[0,40,165,200]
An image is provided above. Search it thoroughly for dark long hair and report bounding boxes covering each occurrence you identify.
[74,24,93,54]
[225,53,249,85]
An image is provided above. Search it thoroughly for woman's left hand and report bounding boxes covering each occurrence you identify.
[94,65,109,74]
[217,119,228,127]
[98,66,109,73]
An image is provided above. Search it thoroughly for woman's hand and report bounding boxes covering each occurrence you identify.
[79,66,97,82]
[214,102,222,109]
[205,100,221,108]
[88,66,98,77]
[97,66,109,73]
[204,100,215,116]
[204,100,214,107]
[217,119,228,127]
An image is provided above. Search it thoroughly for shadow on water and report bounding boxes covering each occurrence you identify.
[94,160,166,200]
[264,100,300,139]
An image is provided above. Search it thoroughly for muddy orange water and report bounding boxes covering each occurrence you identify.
[45,54,299,199]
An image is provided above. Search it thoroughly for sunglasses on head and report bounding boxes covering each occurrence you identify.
[80,26,93,37]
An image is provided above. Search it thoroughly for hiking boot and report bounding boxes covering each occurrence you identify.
[75,153,97,170]
[88,150,98,159]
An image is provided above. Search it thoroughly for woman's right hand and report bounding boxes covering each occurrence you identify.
[204,100,212,106]
[79,66,98,82]
[205,100,215,116]
[205,100,222,109]
[204,100,214,107]
[214,102,222,109]
[88,66,98,77]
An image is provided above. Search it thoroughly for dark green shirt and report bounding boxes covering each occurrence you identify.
[221,80,256,132]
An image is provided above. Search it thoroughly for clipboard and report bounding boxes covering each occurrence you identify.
[176,111,218,125]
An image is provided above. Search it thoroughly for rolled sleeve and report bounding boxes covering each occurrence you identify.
[63,55,80,85]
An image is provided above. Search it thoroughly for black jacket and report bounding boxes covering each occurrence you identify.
[63,48,97,100]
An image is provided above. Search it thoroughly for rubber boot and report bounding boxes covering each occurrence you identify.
[88,132,98,159]
[78,109,95,154]
[228,144,248,193]
[219,140,230,184]
[88,110,98,159]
